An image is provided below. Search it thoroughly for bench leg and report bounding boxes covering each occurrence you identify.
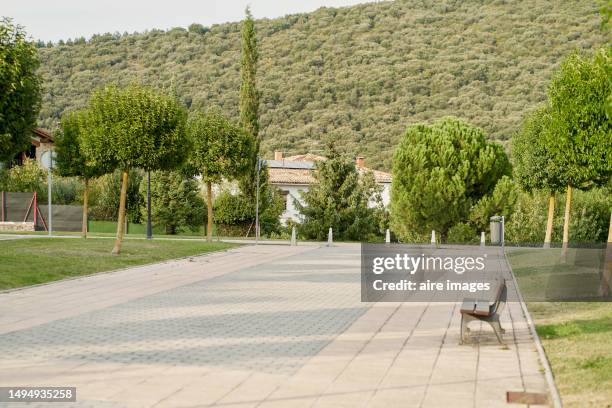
[489,319,504,344]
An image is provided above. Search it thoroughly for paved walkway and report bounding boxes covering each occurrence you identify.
[0,244,549,407]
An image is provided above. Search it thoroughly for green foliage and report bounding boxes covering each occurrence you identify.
[297,145,384,241]
[52,177,81,205]
[187,111,253,182]
[81,83,189,172]
[505,188,612,244]
[89,170,144,223]
[35,1,607,170]
[0,18,42,162]
[0,158,46,196]
[54,110,109,179]
[240,7,260,141]
[239,7,262,199]
[213,187,284,236]
[138,170,205,234]
[447,223,478,244]
[213,190,252,226]
[469,175,519,232]
[390,117,511,240]
[511,106,566,192]
[546,48,611,189]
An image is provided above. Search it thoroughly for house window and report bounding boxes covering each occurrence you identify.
[280,190,289,210]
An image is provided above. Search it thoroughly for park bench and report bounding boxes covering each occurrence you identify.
[459,278,507,344]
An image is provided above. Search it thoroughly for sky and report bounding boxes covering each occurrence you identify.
[4,0,374,43]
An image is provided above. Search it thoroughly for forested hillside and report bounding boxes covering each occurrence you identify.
[36,0,607,170]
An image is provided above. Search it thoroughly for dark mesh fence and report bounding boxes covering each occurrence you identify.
[1,192,82,232]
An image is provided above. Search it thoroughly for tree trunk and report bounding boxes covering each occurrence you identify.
[561,185,572,261]
[600,211,612,297]
[81,178,89,239]
[543,192,555,248]
[112,171,129,255]
[206,181,213,243]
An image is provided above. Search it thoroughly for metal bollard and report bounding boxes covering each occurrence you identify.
[431,230,436,246]
[327,227,333,247]
[385,228,390,244]
[480,231,486,247]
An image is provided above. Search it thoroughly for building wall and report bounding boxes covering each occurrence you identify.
[275,181,391,225]
[276,184,308,224]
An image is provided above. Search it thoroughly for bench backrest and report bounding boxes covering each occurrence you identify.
[491,279,507,316]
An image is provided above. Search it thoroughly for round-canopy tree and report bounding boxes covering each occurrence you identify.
[81,84,188,254]
[0,18,41,162]
[390,117,511,241]
[54,110,111,238]
[512,105,567,247]
[188,111,253,242]
[546,48,611,254]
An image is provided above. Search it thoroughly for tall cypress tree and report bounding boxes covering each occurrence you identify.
[240,6,259,143]
[239,7,262,199]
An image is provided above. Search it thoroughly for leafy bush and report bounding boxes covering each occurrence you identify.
[447,223,478,244]
[52,177,81,205]
[139,170,205,234]
[505,188,611,245]
[213,187,284,237]
[89,169,143,223]
[0,159,47,198]
[469,175,519,232]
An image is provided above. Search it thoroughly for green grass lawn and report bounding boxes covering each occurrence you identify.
[0,238,237,290]
[508,248,611,407]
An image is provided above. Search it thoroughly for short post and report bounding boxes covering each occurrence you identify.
[385,228,390,244]
[291,226,297,246]
[431,230,436,246]
[480,231,486,247]
[327,227,333,247]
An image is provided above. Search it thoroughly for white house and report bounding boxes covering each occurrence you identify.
[266,152,392,224]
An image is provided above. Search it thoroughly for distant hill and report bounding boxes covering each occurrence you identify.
[35,0,607,170]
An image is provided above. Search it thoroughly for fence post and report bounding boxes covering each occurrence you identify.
[1,191,5,222]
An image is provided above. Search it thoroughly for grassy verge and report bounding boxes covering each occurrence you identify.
[508,248,611,407]
[0,238,237,290]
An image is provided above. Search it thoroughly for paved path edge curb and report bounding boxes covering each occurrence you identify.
[503,250,563,408]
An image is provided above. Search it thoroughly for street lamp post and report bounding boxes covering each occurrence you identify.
[146,170,152,240]
[255,156,261,245]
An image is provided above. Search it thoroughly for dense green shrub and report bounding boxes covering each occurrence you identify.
[138,170,205,234]
[447,223,478,244]
[89,170,144,223]
[0,159,47,198]
[505,188,611,245]
[51,177,81,205]
[469,176,519,232]
[213,187,284,237]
